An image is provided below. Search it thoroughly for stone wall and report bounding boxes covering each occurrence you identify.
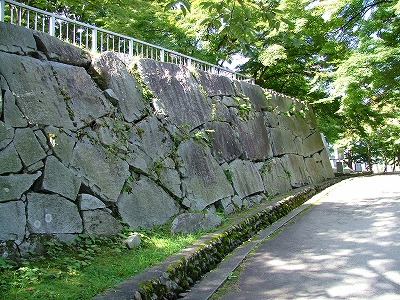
[0,22,334,256]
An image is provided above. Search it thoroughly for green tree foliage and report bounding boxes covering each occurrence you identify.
[21,0,400,170]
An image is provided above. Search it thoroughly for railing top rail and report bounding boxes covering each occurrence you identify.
[1,0,254,83]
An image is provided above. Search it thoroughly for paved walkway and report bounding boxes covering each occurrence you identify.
[186,174,400,299]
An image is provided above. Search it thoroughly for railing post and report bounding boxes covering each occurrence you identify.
[91,28,97,53]
[49,14,55,36]
[0,0,5,22]
[160,49,165,62]
[128,39,134,56]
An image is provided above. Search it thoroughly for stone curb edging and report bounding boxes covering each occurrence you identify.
[95,178,343,300]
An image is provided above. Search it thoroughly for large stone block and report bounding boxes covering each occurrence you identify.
[33,31,91,67]
[206,122,242,164]
[264,111,279,128]
[0,22,37,54]
[178,140,234,210]
[171,212,222,234]
[261,158,292,197]
[319,150,335,179]
[82,210,122,236]
[280,154,310,188]
[71,138,130,202]
[0,201,26,242]
[27,193,83,234]
[13,127,47,167]
[79,194,106,211]
[139,59,211,131]
[228,160,264,199]
[267,93,293,113]
[269,128,297,156]
[1,88,28,128]
[304,157,325,183]
[158,158,182,198]
[118,177,179,229]
[41,156,81,200]
[0,142,22,174]
[44,126,76,165]
[131,116,173,161]
[240,81,268,111]
[196,70,236,96]
[302,131,325,157]
[0,52,74,129]
[0,122,14,150]
[91,52,146,122]
[0,172,41,202]
[51,62,112,129]
[237,113,273,161]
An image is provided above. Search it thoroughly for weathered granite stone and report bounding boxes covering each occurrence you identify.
[221,96,237,107]
[261,158,292,197]
[26,161,44,173]
[290,114,313,138]
[318,150,335,179]
[0,173,42,202]
[27,193,83,234]
[277,114,297,134]
[0,122,14,150]
[158,161,182,198]
[206,122,242,164]
[1,89,28,128]
[196,70,236,96]
[229,160,264,199]
[302,131,325,157]
[0,201,26,242]
[280,154,309,188]
[123,234,141,249]
[240,81,268,111]
[237,114,273,161]
[178,140,234,210]
[0,52,74,129]
[94,117,119,146]
[71,137,130,202]
[79,194,107,210]
[131,116,173,161]
[44,126,76,165]
[294,136,305,156]
[219,197,232,210]
[0,22,37,54]
[103,88,119,105]
[33,31,91,67]
[269,128,297,156]
[304,157,325,183]
[118,177,180,229]
[51,62,112,129]
[0,143,22,174]
[41,156,81,200]
[268,93,293,113]
[34,129,50,152]
[170,212,222,234]
[231,195,243,208]
[264,111,279,128]
[14,127,47,167]
[125,145,152,175]
[82,210,122,236]
[91,52,146,122]
[139,59,211,131]
[211,100,236,123]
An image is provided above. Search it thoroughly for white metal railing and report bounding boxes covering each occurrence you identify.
[0,0,254,83]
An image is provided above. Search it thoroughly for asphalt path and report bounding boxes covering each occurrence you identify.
[214,174,400,300]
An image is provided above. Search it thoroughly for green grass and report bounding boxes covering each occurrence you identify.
[0,227,201,300]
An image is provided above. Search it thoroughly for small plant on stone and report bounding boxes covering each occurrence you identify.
[192,129,214,146]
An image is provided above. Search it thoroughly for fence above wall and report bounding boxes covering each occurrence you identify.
[0,0,254,83]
